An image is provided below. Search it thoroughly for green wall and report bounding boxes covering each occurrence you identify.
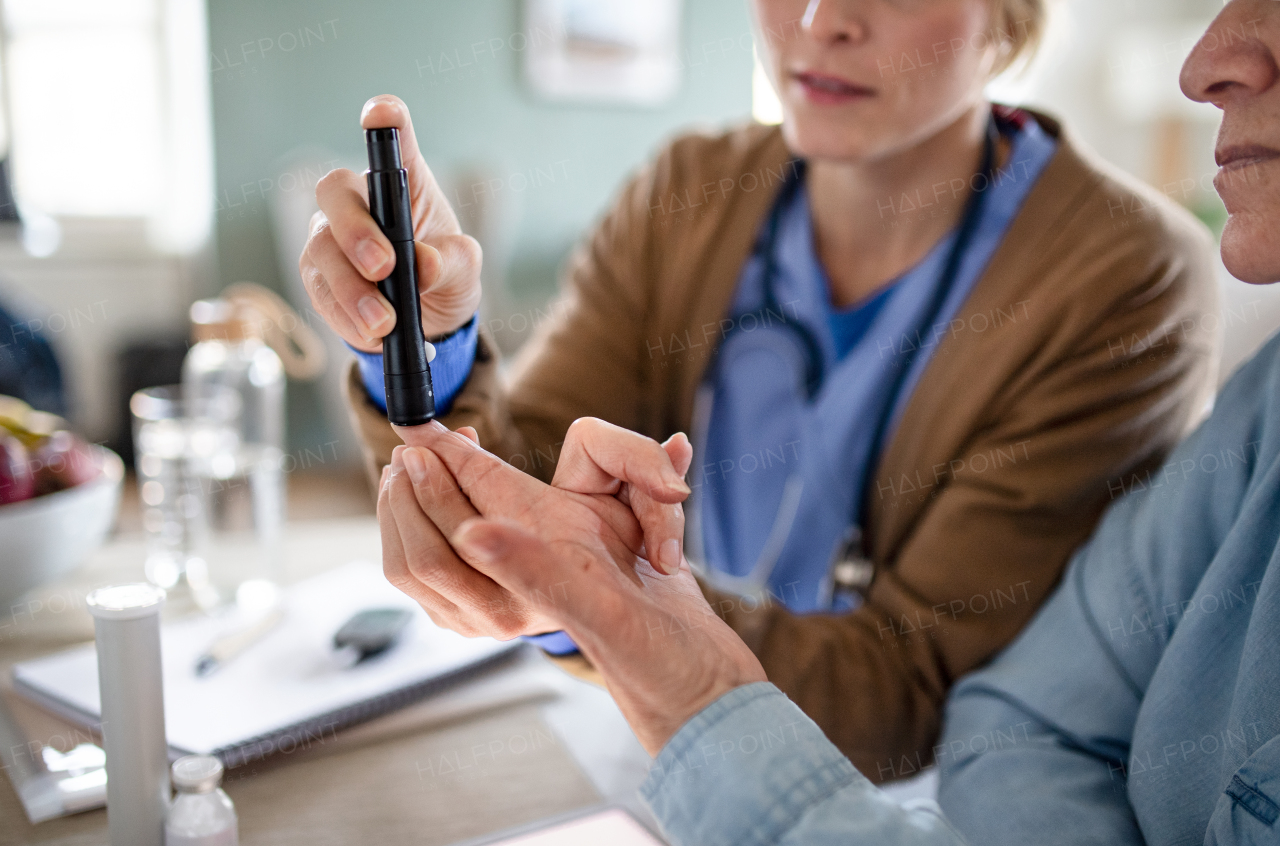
[206,0,756,301]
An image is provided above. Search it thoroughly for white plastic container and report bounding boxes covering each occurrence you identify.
[165,755,238,846]
[87,584,169,846]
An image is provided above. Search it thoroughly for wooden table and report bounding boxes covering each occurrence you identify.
[0,518,657,846]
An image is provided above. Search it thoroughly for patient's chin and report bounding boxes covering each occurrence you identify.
[1220,214,1280,285]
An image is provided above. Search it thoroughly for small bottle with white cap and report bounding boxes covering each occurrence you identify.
[165,755,238,846]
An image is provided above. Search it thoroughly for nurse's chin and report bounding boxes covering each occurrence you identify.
[778,115,895,164]
[1220,212,1280,286]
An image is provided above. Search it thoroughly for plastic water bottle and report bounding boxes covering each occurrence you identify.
[165,755,238,846]
[183,296,285,452]
[182,296,285,611]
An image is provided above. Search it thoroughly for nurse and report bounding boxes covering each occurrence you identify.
[379,3,1280,840]
[301,0,1219,777]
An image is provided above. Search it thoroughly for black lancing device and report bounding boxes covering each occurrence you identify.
[365,127,435,426]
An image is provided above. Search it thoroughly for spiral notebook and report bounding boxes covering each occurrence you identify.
[11,561,520,768]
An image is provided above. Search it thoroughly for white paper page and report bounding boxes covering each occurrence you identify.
[13,561,516,756]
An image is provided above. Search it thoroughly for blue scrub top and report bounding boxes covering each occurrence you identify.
[696,110,1058,611]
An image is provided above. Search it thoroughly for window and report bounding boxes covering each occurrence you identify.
[0,0,212,253]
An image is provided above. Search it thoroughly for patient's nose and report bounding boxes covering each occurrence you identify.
[1180,4,1279,108]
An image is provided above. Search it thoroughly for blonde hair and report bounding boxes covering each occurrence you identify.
[991,0,1048,75]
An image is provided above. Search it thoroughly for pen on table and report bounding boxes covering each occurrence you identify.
[194,607,285,677]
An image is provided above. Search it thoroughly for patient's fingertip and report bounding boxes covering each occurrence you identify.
[658,538,682,575]
[451,429,482,450]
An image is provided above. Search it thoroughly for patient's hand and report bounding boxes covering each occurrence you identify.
[379,419,690,638]
[379,420,765,754]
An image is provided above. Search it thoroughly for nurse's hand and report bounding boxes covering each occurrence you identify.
[299,95,482,351]
[379,420,690,639]
[380,422,765,755]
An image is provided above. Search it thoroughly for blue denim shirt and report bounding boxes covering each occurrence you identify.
[641,330,1280,845]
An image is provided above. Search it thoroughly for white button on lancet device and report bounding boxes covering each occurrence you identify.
[425,341,436,363]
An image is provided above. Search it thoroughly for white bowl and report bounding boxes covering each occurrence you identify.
[0,446,124,611]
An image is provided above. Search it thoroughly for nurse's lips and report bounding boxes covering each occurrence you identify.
[792,71,876,105]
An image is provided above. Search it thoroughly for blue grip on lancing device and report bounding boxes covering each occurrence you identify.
[365,127,435,426]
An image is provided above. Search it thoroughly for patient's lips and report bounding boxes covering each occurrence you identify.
[1216,143,1280,171]
[791,70,876,106]
[1213,142,1279,207]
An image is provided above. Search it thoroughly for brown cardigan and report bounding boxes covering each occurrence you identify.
[345,113,1220,782]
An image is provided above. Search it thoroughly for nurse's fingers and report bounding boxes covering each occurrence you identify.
[385,450,532,638]
[378,464,458,628]
[300,204,393,350]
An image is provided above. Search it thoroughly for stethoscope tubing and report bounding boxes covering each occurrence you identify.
[691,118,1002,597]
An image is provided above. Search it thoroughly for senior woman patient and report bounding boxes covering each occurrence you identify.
[379,3,1280,842]
[304,0,1218,781]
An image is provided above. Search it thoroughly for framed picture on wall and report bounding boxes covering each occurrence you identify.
[522,0,683,107]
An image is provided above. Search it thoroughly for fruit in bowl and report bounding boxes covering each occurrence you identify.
[0,397,104,502]
[0,434,35,504]
[0,396,122,610]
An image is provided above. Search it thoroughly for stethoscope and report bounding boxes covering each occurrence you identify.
[689,117,1001,604]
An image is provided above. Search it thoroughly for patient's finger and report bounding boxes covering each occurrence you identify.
[400,447,481,537]
[552,422,689,574]
[397,420,648,567]
[662,432,694,478]
[626,493,685,576]
[640,433,693,574]
[396,421,545,515]
[454,519,618,635]
[553,418,691,504]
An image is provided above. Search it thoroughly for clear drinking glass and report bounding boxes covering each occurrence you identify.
[194,439,284,613]
[130,385,240,596]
